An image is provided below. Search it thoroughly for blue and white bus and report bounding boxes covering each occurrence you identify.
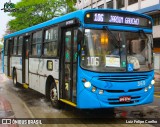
[3,9,154,109]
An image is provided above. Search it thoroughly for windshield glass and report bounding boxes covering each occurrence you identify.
[81,29,153,72]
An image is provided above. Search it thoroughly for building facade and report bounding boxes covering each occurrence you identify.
[76,0,160,52]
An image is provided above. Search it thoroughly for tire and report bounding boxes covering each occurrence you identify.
[50,82,60,108]
[12,69,18,87]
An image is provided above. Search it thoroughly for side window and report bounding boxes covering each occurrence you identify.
[13,37,17,55]
[17,36,23,55]
[31,31,42,56]
[4,40,8,55]
[128,0,138,5]
[43,26,58,57]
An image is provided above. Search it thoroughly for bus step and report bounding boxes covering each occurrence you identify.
[60,99,76,107]
[23,83,29,89]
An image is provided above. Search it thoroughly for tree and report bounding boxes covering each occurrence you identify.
[0,24,14,43]
[8,0,76,31]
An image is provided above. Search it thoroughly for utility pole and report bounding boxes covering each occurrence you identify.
[91,0,93,8]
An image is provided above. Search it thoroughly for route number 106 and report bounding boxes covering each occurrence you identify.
[87,57,99,66]
[94,13,104,22]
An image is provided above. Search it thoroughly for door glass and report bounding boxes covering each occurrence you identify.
[63,29,78,103]
[72,30,78,103]
[64,31,72,100]
[25,38,29,59]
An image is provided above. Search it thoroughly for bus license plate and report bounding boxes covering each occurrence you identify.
[119,96,131,102]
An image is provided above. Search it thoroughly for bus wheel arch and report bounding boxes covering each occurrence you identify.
[45,76,60,108]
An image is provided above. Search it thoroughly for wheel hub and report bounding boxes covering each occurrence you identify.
[50,87,57,101]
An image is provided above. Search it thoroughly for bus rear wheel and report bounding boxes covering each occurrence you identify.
[13,69,17,87]
[50,82,60,108]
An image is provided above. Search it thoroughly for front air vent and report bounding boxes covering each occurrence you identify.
[98,74,148,82]
[106,90,124,93]
[128,88,143,92]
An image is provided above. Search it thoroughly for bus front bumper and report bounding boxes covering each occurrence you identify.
[77,86,154,109]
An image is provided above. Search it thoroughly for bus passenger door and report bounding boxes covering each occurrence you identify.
[61,28,78,103]
[22,36,30,84]
[4,40,12,76]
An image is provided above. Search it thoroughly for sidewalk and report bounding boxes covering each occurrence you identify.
[0,73,18,127]
[0,74,36,127]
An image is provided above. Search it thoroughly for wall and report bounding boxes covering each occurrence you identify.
[153,25,160,38]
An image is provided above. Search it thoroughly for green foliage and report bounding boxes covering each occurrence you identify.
[0,44,3,49]
[8,0,76,31]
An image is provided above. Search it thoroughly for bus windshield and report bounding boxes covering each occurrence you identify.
[81,29,153,72]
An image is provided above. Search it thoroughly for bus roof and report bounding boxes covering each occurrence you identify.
[4,9,152,39]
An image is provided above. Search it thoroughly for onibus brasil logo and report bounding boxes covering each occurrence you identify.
[1,0,16,12]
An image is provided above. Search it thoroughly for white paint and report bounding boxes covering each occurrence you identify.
[11,56,22,83]
[153,25,160,38]
[141,0,159,9]
[16,69,22,84]
[25,59,28,84]
[29,58,59,95]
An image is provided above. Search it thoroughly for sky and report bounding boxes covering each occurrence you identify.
[0,0,20,44]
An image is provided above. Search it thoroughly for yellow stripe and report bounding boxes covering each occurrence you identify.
[23,83,29,89]
[60,99,76,107]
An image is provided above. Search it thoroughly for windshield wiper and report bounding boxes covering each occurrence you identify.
[103,26,120,48]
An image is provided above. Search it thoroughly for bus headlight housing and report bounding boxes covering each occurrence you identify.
[99,90,104,94]
[84,81,91,88]
[151,80,155,85]
[144,87,148,92]
[92,87,96,92]
[148,84,152,89]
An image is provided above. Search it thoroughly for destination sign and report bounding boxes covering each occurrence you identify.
[85,12,152,28]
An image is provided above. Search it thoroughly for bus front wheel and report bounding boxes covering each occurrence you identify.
[50,82,60,108]
[13,69,17,86]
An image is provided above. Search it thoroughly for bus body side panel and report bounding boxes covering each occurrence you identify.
[12,56,22,84]
[37,58,59,96]
[29,58,40,92]
[25,59,29,84]
[9,57,12,76]
[29,58,59,95]
[4,56,8,75]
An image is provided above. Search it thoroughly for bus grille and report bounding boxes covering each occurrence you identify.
[108,96,140,105]
[106,88,143,93]
[97,75,148,82]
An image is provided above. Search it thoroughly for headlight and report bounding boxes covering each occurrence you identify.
[151,80,155,85]
[84,81,91,88]
[92,87,96,92]
[144,87,148,92]
[99,90,104,94]
[148,84,152,89]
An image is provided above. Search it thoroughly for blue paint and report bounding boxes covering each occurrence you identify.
[128,63,133,72]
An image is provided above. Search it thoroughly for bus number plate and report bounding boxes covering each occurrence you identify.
[119,96,131,102]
